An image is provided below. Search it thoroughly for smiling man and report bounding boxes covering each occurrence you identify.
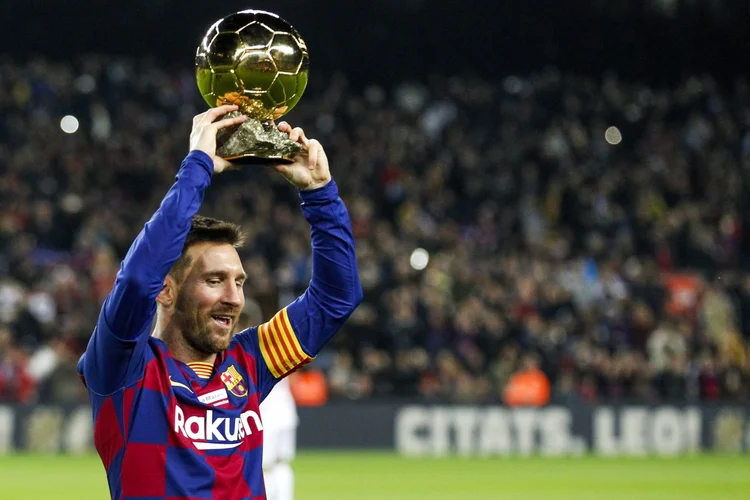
[77,105,362,500]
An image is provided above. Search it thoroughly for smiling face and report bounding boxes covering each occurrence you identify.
[172,241,247,356]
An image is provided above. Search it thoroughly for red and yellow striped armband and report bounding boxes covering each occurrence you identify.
[258,307,313,378]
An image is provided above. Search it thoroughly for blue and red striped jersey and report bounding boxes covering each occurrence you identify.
[78,151,362,500]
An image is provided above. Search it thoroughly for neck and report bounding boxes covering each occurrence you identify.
[152,316,218,365]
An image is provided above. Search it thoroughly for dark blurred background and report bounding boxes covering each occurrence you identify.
[2,0,749,85]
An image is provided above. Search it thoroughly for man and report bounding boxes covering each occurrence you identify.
[78,105,362,500]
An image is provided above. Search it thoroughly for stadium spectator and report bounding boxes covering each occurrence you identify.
[503,353,551,407]
[0,325,35,403]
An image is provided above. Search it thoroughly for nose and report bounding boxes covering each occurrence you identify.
[222,282,243,308]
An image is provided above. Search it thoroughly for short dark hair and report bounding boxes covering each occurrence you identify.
[169,215,245,281]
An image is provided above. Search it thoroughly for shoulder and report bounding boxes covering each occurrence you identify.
[232,326,258,347]
[224,334,261,385]
[147,336,169,356]
[227,331,260,364]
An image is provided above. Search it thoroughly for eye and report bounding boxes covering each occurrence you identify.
[207,278,222,285]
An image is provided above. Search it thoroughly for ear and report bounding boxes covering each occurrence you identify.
[156,275,177,307]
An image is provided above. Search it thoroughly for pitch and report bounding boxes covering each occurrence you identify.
[0,452,748,499]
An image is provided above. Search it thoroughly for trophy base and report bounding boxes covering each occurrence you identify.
[221,152,296,165]
[216,111,301,165]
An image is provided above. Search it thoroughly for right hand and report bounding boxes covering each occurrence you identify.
[190,105,247,174]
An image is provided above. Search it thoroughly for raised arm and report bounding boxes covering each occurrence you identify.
[79,106,246,395]
[237,124,362,397]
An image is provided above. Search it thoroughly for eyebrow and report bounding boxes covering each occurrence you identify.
[204,270,248,281]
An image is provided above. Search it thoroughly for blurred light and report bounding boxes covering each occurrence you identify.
[410,248,429,271]
[605,126,622,145]
[60,115,80,134]
[61,193,84,214]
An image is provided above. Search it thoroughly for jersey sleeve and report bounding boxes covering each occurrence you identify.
[236,180,363,398]
[78,151,214,395]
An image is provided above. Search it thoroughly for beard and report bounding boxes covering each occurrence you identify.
[173,292,234,356]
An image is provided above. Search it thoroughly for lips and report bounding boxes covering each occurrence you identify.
[211,315,233,328]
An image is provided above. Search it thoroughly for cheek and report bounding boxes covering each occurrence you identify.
[182,289,218,315]
[197,286,224,304]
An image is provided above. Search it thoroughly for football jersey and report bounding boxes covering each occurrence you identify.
[78,151,362,500]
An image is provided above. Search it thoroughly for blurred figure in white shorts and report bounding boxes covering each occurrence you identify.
[260,375,298,500]
[239,298,299,500]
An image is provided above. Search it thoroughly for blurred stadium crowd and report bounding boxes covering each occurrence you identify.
[1,57,750,406]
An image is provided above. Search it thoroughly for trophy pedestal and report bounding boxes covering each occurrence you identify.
[216,112,301,165]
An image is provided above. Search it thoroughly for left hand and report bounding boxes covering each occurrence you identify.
[270,122,331,191]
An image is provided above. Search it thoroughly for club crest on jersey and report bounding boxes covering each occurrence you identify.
[220,365,248,397]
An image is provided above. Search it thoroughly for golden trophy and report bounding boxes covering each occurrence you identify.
[195,10,309,164]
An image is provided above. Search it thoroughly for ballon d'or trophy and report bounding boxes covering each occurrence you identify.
[196,10,309,164]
